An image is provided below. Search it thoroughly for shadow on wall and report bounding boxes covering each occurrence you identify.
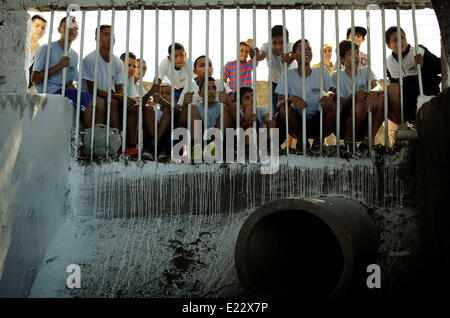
[0,93,73,297]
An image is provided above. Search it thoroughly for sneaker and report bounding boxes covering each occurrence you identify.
[142,150,154,161]
[125,147,138,157]
[157,152,169,160]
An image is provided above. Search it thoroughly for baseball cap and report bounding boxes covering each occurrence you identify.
[346,26,367,38]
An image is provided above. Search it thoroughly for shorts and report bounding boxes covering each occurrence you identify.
[55,88,93,120]
[275,109,322,140]
[334,98,367,141]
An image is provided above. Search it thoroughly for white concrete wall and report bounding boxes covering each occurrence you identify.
[0,93,73,297]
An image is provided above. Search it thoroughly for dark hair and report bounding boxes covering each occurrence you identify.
[59,16,76,28]
[292,39,310,53]
[194,55,205,69]
[197,76,215,91]
[31,15,47,24]
[346,26,367,39]
[339,40,359,60]
[235,87,253,103]
[168,42,185,55]
[95,25,111,38]
[120,52,137,61]
[385,26,405,45]
[272,25,288,39]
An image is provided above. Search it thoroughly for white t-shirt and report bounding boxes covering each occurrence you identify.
[177,79,232,106]
[275,67,331,118]
[331,67,376,98]
[82,50,125,93]
[158,58,194,89]
[387,45,425,79]
[260,41,297,83]
[125,77,138,98]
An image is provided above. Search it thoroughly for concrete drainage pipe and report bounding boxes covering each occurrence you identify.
[235,197,378,298]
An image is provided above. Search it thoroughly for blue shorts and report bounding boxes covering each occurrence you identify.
[55,88,93,119]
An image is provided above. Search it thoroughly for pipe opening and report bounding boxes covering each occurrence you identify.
[244,210,344,297]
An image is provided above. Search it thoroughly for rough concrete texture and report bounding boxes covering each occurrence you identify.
[0,10,29,93]
[0,93,74,297]
[416,87,450,294]
[30,211,248,298]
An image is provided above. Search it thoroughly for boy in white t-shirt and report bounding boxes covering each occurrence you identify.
[330,40,385,152]
[157,43,194,104]
[82,25,139,157]
[275,39,336,152]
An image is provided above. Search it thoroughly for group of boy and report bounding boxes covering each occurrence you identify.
[30,14,441,159]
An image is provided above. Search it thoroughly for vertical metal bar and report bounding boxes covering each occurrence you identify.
[220,6,224,138]
[106,7,115,159]
[170,7,175,158]
[366,6,373,153]
[282,6,289,156]
[396,7,404,124]
[335,6,341,157]
[319,5,324,156]
[121,6,131,155]
[188,6,193,161]
[204,6,210,147]
[74,10,86,151]
[236,5,241,158]
[61,9,70,96]
[154,7,159,161]
[381,5,389,149]
[43,11,54,94]
[412,2,424,98]
[252,5,257,149]
[90,8,102,162]
[268,5,273,120]
[138,6,145,161]
[351,5,356,155]
[301,5,306,155]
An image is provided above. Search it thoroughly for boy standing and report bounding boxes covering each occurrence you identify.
[158,43,193,104]
[82,25,138,156]
[29,15,47,89]
[346,26,368,67]
[275,39,335,152]
[385,26,441,125]
[330,40,385,152]
[224,39,257,93]
[254,26,296,115]
[32,16,105,129]
[313,44,335,75]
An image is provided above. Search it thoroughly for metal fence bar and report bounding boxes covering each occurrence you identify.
[301,5,307,155]
[61,9,70,96]
[219,6,224,140]
[381,5,389,149]
[121,6,131,155]
[252,5,258,151]
[335,5,341,158]
[366,5,373,153]
[90,8,102,162]
[396,6,405,124]
[351,5,356,155]
[42,11,54,93]
[187,6,193,161]
[105,7,115,159]
[268,5,273,120]
[282,6,289,156]
[236,5,241,159]
[138,6,145,161]
[74,10,86,152]
[170,7,176,158]
[412,3,424,100]
[154,7,159,161]
[319,5,324,156]
[204,6,210,148]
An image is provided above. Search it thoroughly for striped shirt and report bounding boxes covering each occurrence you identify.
[224,59,256,92]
